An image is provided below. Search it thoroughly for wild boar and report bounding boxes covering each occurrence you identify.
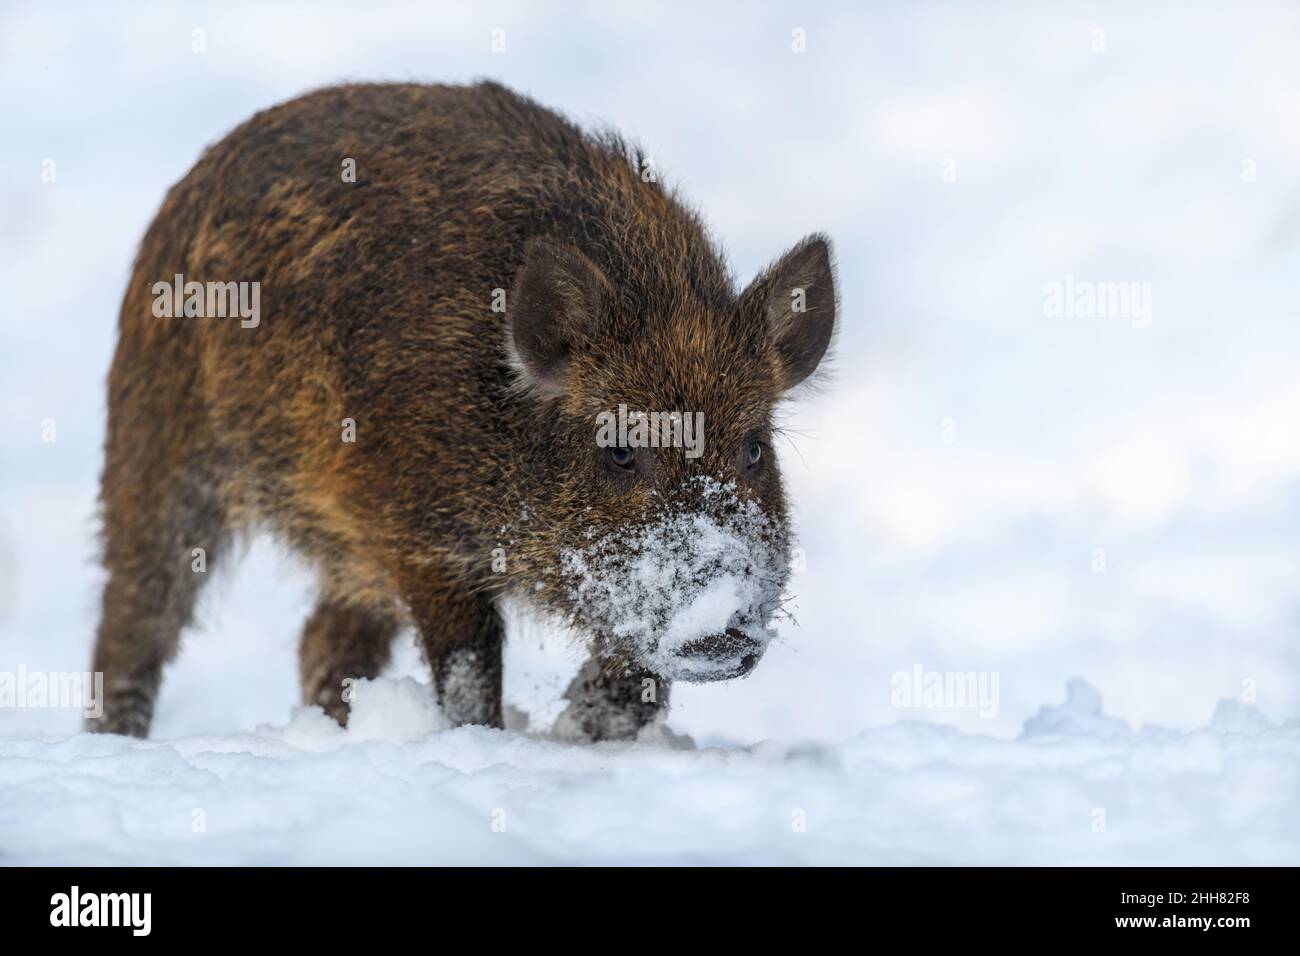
[90,81,836,740]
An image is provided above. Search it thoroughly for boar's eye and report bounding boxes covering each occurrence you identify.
[746,439,763,468]
[608,446,635,470]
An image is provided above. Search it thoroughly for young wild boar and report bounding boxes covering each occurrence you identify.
[90,81,837,741]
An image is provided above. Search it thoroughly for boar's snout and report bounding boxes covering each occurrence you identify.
[672,628,762,682]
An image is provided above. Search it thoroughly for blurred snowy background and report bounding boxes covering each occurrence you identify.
[2,0,1299,753]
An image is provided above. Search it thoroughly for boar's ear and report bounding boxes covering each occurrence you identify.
[506,238,611,397]
[739,234,837,392]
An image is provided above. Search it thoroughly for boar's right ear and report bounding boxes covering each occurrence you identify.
[506,238,611,398]
[739,234,838,392]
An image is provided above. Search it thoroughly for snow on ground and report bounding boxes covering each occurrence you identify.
[1,677,1295,865]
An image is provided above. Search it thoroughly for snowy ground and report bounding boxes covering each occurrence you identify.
[2,677,1295,865]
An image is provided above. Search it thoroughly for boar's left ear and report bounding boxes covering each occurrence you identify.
[506,237,612,397]
[739,234,838,391]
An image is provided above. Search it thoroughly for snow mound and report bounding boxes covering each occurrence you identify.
[343,676,448,742]
[0,677,1295,865]
[1021,678,1133,739]
[1208,698,1276,735]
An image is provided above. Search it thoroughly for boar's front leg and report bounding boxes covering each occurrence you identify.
[553,656,670,742]
[408,582,504,728]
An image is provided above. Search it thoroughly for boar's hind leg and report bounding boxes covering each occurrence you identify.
[90,459,227,737]
[299,600,401,726]
[409,583,504,729]
[553,657,670,743]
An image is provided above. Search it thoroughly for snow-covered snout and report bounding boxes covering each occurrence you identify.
[562,480,789,682]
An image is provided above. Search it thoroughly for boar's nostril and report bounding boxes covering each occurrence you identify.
[678,628,759,661]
